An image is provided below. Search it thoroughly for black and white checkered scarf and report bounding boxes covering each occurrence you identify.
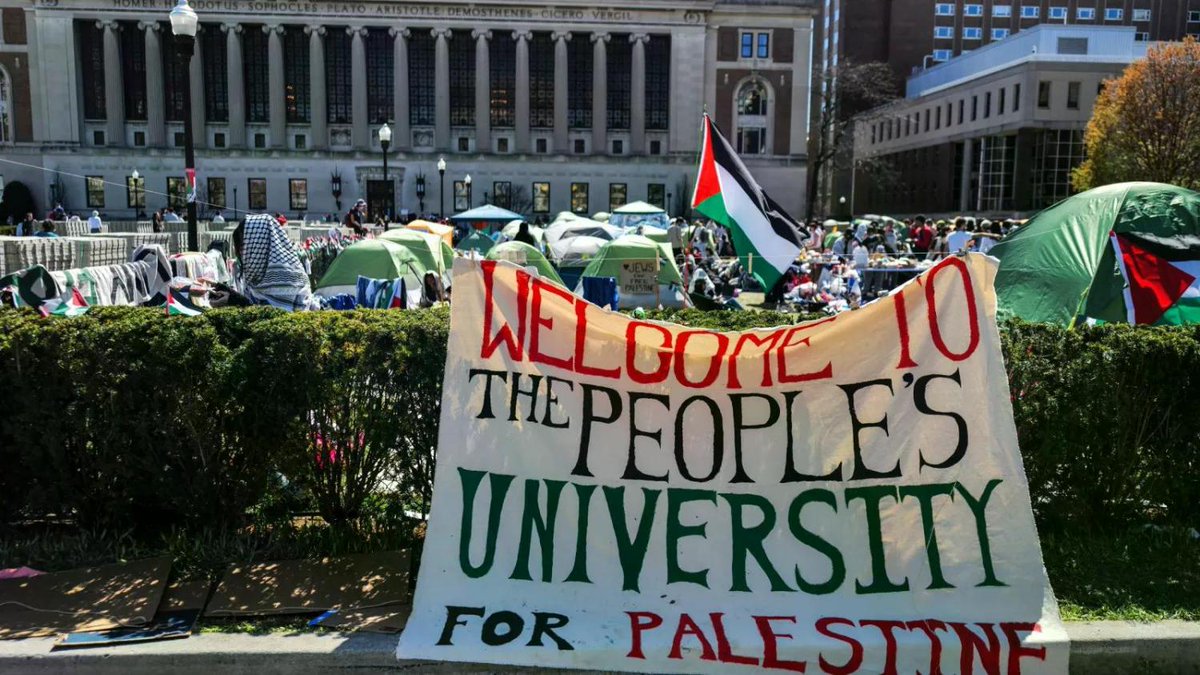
[237,214,317,310]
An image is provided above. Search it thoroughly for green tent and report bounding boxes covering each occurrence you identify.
[456,231,495,255]
[992,182,1200,326]
[379,229,447,277]
[440,239,456,273]
[486,241,565,288]
[578,235,688,309]
[315,239,427,293]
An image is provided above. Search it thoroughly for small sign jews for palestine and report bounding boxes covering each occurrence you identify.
[399,254,1069,674]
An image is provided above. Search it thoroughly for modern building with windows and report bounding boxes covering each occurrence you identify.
[850,24,1147,216]
[0,0,815,220]
[815,0,1200,216]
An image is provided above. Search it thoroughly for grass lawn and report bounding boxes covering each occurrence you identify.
[1,523,1197,627]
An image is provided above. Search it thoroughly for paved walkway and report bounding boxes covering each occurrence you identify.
[1,621,1197,674]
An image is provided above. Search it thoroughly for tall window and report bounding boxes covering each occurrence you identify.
[243,26,269,123]
[492,181,512,209]
[207,177,226,210]
[162,28,188,122]
[0,67,11,144]
[449,30,474,126]
[126,174,146,209]
[532,182,550,213]
[1067,81,1081,110]
[609,183,627,211]
[570,182,589,214]
[645,36,670,131]
[568,34,592,128]
[201,26,228,122]
[167,177,187,210]
[289,178,308,210]
[248,178,267,210]
[409,31,435,126]
[121,22,147,121]
[735,80,768,154]
[490,32,515,127]
[366,28,393,124]
[1038,81,1051,108]
[283,27,309,123]
[85,176,105,208]
[647,183,665,209]
[326,29,352,124]
[529,33,554,129]
[79,22,106,120]
[606,35,631,130]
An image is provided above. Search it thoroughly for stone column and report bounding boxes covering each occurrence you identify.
[590,32,609,154]
[349,26,369,150]
[433,28,451,150]
[306,25,327,150]
[222,23,246,148]
[266,24,285,148]
[630,33,648,155]
[473,30,491,153]
[190,27,206,149]
[99,21,125,147]
[514,30,531,153]
[391,28,410,150]
[552,31,570,153]
[141,21,166,147]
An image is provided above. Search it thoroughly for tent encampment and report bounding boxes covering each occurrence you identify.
[456,231,495,255]
[609,201,669,231]
[315,239,428,297]
[379,229,449,278]
[991,182,1200,326]
[576,234,689,309]
[449,205,524,229]
[500,220,546,246]
[544,219,623,245]
[405,220,455,247]
[486,241,565,287]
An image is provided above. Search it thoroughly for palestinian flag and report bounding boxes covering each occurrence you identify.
[45,288,90,317]
[1111,232,1200,325]
[165,288,202,316]
[691,114,806,290]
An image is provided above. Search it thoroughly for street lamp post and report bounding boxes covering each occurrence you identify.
[379,123,392,221]
[464,173,472,209]
[437,157,446,219]
[169,0,199,251]
[131,169,143,217]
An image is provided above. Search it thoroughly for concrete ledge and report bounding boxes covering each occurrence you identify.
[0,622,1197,674]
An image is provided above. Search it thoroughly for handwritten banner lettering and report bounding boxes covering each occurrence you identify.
[399,254,1068,673]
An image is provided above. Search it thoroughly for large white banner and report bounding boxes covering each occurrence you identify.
[399,254,1068,673]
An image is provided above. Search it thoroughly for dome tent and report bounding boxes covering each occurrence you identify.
[315,239,428,297]
[609,200,669,231]
[991,182,1200,326]
[456,230,495,255]
[485,241,565,288]
[576,234,688,309]
[380,229,449,278]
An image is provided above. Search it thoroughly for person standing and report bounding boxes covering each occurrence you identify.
[87,210,104,233]
[17,212,35,236]
[34,220,60,238]
[946,218,973,253]
[151,209,165,233]
[667,218,685,259]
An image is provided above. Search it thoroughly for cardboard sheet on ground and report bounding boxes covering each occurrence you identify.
[399,255,1069,673]
[53,579,212,649]
[204,551,410,617]
[310,604,411,633]
[0,558,170,639]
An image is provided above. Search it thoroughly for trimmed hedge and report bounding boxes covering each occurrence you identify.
[0,307,1196,535]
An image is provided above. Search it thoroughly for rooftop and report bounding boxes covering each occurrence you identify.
[907,24,1149,99]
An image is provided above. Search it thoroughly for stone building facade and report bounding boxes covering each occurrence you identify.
[0,0,816,220]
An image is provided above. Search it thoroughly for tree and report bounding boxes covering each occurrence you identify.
[806,60,899,221]
[1073,37,1200,192]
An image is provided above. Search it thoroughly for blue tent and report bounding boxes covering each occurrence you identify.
[450,204,524,223]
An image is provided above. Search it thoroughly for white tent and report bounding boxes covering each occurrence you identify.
[544,219,623,245]
[548,235,607,265]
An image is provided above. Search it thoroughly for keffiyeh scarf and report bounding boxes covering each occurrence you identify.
[238,214,319,311]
